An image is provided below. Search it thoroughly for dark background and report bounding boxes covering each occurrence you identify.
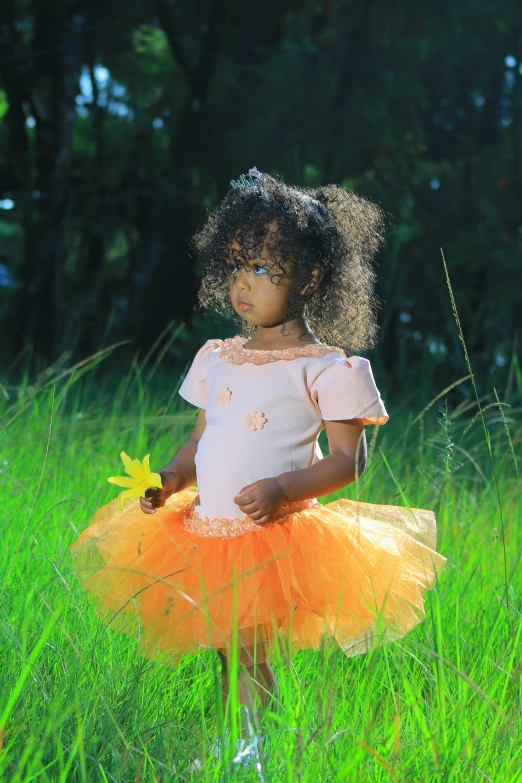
[1,0,521,401]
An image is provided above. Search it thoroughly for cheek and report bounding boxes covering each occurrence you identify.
[260,280,294,310]
[273,274,296,298]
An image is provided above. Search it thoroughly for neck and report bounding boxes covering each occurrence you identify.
[253,317,314,346]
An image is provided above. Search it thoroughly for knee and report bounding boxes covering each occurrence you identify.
[246,662,268,685]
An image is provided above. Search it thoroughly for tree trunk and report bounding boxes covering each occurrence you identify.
[9,2,83,361]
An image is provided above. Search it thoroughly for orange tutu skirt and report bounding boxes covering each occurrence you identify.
[70,487,447,668]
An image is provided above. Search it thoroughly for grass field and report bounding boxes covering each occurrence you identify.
[0,337,520,783]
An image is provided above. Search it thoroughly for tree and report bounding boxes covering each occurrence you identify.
[0,0,520,400]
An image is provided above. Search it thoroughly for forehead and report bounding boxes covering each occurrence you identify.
[233,219,279,242]
[226,220,298,276]
[229,219,279,251]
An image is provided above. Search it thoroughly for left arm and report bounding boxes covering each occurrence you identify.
[234,419,367,524]
[278,418,367,502]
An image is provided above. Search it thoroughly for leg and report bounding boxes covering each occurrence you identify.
[257,661,279,706]
[217,649,229,717]
[243,661,278,708]
[218,650,261,715]
[238,637,279,714]
[218,655,276,713]
[219,624,278,716]
[236,661,278,744]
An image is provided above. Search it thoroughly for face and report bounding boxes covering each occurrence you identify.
[227,221,298,327]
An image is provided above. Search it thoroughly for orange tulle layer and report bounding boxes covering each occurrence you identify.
[70,486,447,668]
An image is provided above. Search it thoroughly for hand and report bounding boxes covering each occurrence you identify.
[233,477,288,525]
[140,469,183,515]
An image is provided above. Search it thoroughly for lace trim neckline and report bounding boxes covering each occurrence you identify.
[218,335,346,365]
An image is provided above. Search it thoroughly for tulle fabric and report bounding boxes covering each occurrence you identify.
[70,486,446,668]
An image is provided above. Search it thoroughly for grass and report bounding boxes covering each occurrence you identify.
[0,330,520,783]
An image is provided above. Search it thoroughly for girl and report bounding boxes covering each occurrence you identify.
[70,169,446,732]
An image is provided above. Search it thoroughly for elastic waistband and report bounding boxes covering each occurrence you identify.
[183,498,318,539]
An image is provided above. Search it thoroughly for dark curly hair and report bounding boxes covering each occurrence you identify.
[191,172,386,352]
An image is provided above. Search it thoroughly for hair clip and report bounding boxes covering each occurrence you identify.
[230,166,263,190]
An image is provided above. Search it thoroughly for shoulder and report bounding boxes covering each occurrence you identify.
[309,353,381,403]
[309,353,388,424]
[182,338,225,375]
[201,338,225,350]
[179,339,225,408]
[308,351,371,382]
[312,352,369,369]
[192,338,225,359]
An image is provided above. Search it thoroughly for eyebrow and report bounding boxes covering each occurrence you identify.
[226,257,273,268]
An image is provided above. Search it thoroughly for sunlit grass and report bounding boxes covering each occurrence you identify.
[0,334,520,782]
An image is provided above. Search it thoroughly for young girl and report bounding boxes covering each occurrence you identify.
[70,169,446,728]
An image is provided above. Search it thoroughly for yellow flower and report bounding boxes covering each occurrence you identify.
[107,451,163,510]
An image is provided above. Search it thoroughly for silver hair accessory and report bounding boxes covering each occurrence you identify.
[230,166,263,190]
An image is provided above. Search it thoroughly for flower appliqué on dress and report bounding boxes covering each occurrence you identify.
[245,410,267,431]
[216,387,232,406]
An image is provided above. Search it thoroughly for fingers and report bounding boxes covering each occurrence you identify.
[235,493,256,507]
[236,500,258,516]
[252,513,271,525]
[237,503,271,524]
[140,490,165,515]
[234,483,256,503]
[140,497,157,514]
[235,488,268,521]
[140,482,178,514]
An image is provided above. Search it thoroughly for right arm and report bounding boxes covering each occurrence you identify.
[139,408,206,515]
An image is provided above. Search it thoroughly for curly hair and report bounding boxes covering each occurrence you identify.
[190,172,386,352]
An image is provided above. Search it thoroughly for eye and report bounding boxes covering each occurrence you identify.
[253,264,267,275]
[227,263,239,275]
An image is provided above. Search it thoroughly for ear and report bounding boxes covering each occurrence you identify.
[300,266,324,296]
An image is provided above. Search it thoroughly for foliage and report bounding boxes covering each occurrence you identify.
[0,339,520,780]
[0,0,521,403]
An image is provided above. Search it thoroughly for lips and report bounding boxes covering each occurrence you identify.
[238,299,253,307]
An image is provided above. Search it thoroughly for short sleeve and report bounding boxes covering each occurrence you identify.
[178,339,221,409]
[311,355,389,425]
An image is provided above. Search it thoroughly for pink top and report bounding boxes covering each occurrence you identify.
[178,335,388,523]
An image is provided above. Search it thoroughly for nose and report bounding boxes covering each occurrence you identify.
[234,266,251,290]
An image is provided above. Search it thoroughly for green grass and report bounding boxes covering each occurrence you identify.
[0,337,520,783]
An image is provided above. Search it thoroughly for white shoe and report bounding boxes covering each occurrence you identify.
[211,728,230,761]
[232,736,255,765]
[211,729,258,767]
[187,757,203,773]
[187,734,250,773]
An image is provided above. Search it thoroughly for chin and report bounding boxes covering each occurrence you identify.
[234,307,254,322]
